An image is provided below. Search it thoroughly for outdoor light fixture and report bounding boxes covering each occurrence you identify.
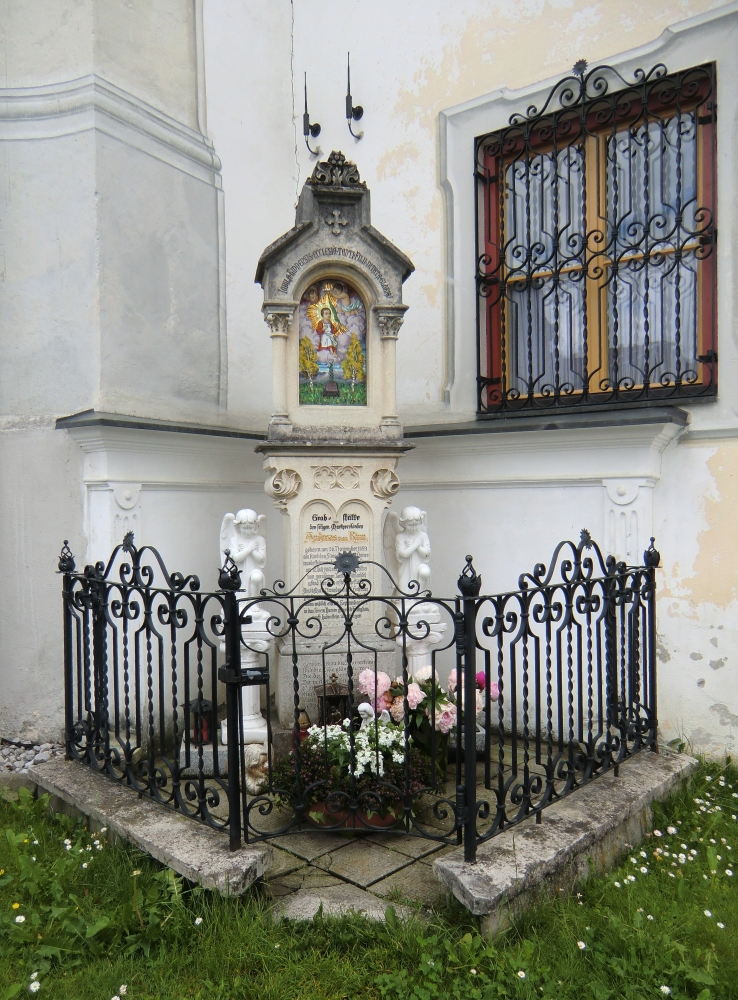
[303,73,321,155]
[315,673,350,726]
[187,698,214,744]
[345,53,364,139]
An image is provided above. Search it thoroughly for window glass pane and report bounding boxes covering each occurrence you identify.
[505,145,585,274]
[607,116,698,251]
[609,258,698,385]
[506,273,587,394]
[606,115,698,385]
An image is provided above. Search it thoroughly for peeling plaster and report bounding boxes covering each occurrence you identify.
[710,703,738,728]
[679,445,738,610]
[392,0,720,134]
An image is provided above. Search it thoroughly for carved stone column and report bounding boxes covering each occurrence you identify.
[375,306,407,433]
[263,303,296,438]
[602,478,654,563]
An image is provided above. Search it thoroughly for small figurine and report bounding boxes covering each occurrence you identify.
[383,506,431,594]
[220,509,267,598]
[219,509,271,746]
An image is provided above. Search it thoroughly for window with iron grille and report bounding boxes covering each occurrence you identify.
[475,62,716,416]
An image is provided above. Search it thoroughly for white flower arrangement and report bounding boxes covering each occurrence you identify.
[305,719,407,778]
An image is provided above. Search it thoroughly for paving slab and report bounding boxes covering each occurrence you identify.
[313,838,412,886]
[276,831,350,861]
[434,748,696,937]
[265,846,308,879]
[30,758,272,896]
[366,832,448,859]
[371,860,449,907]
[274,882,414,922]
[268,867,344,898]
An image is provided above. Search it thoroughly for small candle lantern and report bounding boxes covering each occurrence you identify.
[314,673,350,727]
[295,706,312,746]
[187,698,214,744]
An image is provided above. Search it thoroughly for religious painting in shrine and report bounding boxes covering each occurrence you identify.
[298,278,367,405]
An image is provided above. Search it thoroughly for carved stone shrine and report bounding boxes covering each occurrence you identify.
[255,151,415,726]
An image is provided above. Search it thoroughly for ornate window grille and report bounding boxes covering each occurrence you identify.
[475,62,716,415]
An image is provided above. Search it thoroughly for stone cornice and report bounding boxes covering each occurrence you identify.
[0,75,221,184]
[56,409,264,442]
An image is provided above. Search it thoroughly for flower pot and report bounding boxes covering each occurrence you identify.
[306,799,404,830]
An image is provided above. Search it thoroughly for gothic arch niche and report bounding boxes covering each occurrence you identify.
[298,277,367,406]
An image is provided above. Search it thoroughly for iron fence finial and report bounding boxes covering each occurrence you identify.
[219,549,242,591]
[58,540,75,573]
[644,537,661,568]
[334,551,359,575]
[457,554,482,597]
[573,58,588,78]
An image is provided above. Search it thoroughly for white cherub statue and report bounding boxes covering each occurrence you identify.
[383,506,446,679]
[384,506,431,594]
[219,509,270,746]
[220,509,267,598]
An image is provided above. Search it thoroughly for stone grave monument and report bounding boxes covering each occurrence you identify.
[254,151,415,726]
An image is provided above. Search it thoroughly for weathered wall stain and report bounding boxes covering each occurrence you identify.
[710,658,727,670]
[710,703,738,728]
[679,444,738,610]
[392,0,720,133]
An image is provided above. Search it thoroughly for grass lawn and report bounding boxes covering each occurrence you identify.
[299,381,367,405]
[1,757,736,1000]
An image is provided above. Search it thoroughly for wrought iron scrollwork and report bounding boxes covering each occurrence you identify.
[475,60,717,415]
[60,532,658,859]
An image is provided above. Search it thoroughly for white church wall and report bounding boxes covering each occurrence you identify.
[95,130,224,416]
[0,427,85,740]
[202,0,296,428]
[1,0,736,754]
[0,1,231,741]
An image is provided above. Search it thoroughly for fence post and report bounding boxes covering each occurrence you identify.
[219,552,243,851]
[223,589,243,851]
[458,556,482,863]
[59,542,76,760]
[644,538,660,753]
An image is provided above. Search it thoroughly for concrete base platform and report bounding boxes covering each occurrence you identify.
[434,748,696,938]
[273,882,414,922]
[20,758,272,896]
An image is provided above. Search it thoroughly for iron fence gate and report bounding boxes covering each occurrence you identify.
[59,529,659,861]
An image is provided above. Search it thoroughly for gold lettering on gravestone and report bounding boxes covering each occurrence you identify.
[300,499,372,630]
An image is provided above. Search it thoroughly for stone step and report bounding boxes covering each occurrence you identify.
[20,758,272,896]
[433,748,696,937]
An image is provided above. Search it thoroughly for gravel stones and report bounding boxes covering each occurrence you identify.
[1,738,65,774]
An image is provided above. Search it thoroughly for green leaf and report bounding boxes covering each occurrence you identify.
[707,846,718,870]
[687,969,716,986]
[85,916,111,938]
[1,985,22,1000]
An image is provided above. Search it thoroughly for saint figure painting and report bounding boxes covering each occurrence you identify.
[298,279,366,405]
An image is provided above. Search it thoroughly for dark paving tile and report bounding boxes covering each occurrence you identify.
[366,833,446,859]
[371,860,448,907]
[276,832,350,861]
[313,839,411,887]
[267,867,343,898]
[265,846,306,879]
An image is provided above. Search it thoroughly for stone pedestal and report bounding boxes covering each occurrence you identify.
[219,608,272,745]
[259,446,409,727]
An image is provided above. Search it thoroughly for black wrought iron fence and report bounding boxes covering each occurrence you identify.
[59,529,659,860]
